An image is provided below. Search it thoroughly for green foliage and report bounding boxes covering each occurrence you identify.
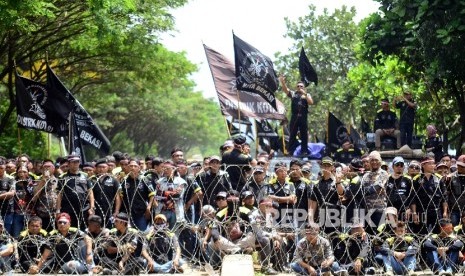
[275,5,360,138]
[0,0,226,160]
[361,0,465,149]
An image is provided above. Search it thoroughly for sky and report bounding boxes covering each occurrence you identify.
[161,0,381,100]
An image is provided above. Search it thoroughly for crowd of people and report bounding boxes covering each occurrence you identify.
[1,134,465,276]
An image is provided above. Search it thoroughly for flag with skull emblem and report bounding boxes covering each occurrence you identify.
[233,33,279,111]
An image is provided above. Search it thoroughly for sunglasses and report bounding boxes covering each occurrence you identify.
[215,197,226,201]
[409,166,420,170]
[257,162,266,165]
[297,85,304,88]
[57,221,68,225]
[394,163,404,167]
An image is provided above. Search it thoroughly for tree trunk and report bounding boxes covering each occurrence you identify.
[0,34,14,136]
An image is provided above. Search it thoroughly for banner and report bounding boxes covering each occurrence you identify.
[68,112,86,163]
[204,44,286,120]
[226,117,254,141]
[326,112,349,152]
[256,119,278,137]
[47,65,111,154]
[233,34,279,111]
[15,73,70,134]
[299,47,318,87]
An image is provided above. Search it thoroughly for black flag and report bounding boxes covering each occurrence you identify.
[350,125,361,145]
[226,118,241,137]
[256,120,278,137]
[326,112,349,153]
[299,47,318,87]
[233,34,279,111]
[47,65,111,154]
[68,112,86,163]
[15,73,69,134]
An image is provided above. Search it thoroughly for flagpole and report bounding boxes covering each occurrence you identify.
[236,89,241,129]
[17,128,22,154]
[60,137,68,156]
[47,133,51,158]
[224,117,231,138]
[254,120,259,157]
[281,125,287,155]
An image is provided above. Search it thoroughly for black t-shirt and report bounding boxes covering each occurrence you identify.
[292,178,311,210]
[311,178,340,207]
[396,99,416,124]
[195,170,232,208]
[106,228,143,261]
[412,173,446,213]
[0,175,14,216]
[386,175,412,210]
[58,171,92,211]
[17,229,50,265]
[120,175,154,216]
[221,149,252,190]
[146,230,179,263]
[48,228,86,265]
[289,90,309,116]
[90,174,120,218]
[374,109,397,130]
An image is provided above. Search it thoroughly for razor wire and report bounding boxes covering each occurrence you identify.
[3,165,465,274]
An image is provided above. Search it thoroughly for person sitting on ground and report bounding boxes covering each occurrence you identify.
[17,216,53,274]
[146,214,185,274]
[382,221,418,276]
[423,218,463,275]
[290,223,348,276]
[0,218,14,274]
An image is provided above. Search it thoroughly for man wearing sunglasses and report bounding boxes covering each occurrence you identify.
[279,75,314,157]
[47,212,93,274]
[385,156,413,220]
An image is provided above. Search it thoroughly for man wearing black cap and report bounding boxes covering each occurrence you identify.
[374,98,401,150]
[259,162,297,228]
[195,156,233,208]
[333,139,363,165]
[82,162,95,177]
[309,157,345,234]
[241,166,266,200]
[423,218,463,275]
[56,154,95,230]
[279,75,313,156]
[410,156,447,234]
[394,91,417,147]
[221,135,253,190]
[89,158,121,229]
[341,158,365,224]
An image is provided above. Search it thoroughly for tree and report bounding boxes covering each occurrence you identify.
[274,5,360,139]
[0,0,227,159]
[360,0,465,152]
